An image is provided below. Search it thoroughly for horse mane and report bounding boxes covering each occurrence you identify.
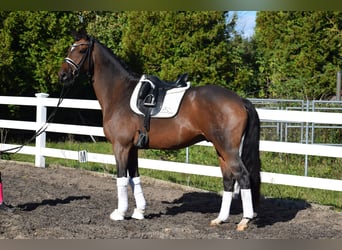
[72,30,140,82]
[95,38,140,81]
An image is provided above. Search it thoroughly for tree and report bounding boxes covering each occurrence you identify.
[0,10,261,141]
[227,33,259,97]
[78,11,261,97]
[118,11,234,87]
[83,11,125,55]
[255,11,342,100]
[0,11,259,98]
[0,11,80,97]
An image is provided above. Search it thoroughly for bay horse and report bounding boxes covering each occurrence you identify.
[58,32,261,231]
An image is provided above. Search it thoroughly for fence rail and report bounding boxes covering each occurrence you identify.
[1,94,342,192]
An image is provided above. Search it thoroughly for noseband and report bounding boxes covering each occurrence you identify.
[64,38,94,81]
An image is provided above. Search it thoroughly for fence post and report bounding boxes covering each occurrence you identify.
[337,71,341,101]
[35,93,49,168]
[304,100,310,176]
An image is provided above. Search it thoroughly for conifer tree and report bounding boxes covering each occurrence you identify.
[255,11,342,100]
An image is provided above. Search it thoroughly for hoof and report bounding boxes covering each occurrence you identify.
[110,209,125,221]
[236,218,250,231]
[210,218,223,226]
[0,203,15,213]
[131,208,144,220]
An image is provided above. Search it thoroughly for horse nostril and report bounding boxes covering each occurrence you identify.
[58,71,67,82]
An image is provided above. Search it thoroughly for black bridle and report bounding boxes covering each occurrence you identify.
[64,37,94,83]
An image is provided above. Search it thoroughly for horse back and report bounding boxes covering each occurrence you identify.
[184,85,247,114]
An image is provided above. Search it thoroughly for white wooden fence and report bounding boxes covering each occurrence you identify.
[1,93,342,192]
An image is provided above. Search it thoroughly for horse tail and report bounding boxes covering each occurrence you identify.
[241,98,261,209]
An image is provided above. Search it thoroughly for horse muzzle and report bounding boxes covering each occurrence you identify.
[58,68,76,86]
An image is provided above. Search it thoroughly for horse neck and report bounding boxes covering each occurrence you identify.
[91,43,137,116]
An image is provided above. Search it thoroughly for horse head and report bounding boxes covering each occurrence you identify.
[58,31,94,85]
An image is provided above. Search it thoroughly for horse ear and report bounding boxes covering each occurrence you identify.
[70,30,79,40]
[70,29,89,41]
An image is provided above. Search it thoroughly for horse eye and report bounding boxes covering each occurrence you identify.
[79,48,87,54]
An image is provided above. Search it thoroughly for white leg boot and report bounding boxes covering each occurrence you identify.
[210,191,233,226]
[233,181,240,199]
[237,189,254,231]
[110,177,128,221]
[241,188,254,219]
[129,177,146,220]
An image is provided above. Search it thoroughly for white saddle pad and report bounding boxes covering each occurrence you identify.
[130,77,191,118]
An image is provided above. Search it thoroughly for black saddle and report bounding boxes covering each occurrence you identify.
[137,73,188,115]
[146,73,188,90]
[135,73,188,148]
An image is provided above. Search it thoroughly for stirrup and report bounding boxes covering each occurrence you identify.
[143,94,156,107]
[136,131,149,148]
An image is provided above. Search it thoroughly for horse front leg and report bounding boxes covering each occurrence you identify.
[109,145,146,221]
[127,147,146,220]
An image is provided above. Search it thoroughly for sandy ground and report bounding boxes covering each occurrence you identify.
[0,160,341,239]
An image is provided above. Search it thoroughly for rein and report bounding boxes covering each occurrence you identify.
[0,82,70,156]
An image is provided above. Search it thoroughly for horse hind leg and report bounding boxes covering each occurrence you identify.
[210,156,235,226]
[235,157,255,231]
[210,151,255,231]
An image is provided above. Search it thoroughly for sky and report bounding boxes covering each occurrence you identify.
[235,11,257,38]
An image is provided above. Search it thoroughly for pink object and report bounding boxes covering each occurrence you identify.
[0,172,3,204]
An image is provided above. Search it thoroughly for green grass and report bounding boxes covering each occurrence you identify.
[2,140,342,210]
